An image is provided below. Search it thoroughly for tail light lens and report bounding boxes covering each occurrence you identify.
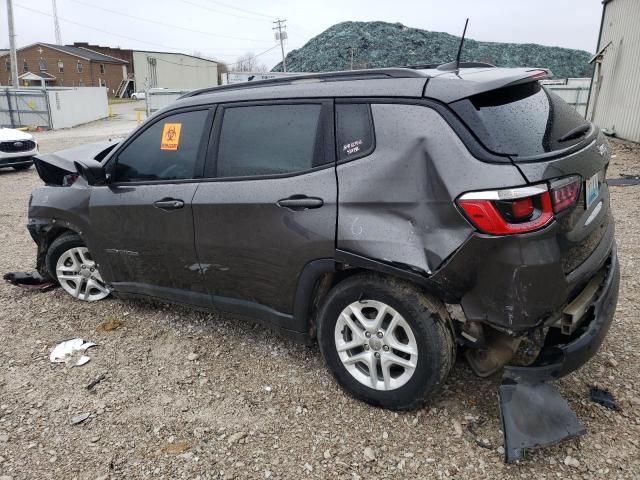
[550,176,581,213]
[457,184,554,235]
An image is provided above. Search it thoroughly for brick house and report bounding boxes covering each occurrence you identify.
[0,43,128,96]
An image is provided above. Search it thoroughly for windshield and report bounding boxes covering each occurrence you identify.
[451,82,590,159]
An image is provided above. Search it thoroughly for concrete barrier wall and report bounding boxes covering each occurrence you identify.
[47,87,108,129]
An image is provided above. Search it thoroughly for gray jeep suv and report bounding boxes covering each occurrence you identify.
[28,67,619,453]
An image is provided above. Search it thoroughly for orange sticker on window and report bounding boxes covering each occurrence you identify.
[161,123,182,150]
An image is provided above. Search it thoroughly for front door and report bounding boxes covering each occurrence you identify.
[89,108,213,306]
[192,101,337,322]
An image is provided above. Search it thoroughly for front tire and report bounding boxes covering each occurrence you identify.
[317,274,455,410]
[45,233,111,301]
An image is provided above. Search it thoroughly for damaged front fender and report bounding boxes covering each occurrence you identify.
[27,217,85,279]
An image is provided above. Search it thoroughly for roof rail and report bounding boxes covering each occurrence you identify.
[180,68,429,99]
[405,62,497,70]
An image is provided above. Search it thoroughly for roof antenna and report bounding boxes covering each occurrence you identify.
[438,18,469,71]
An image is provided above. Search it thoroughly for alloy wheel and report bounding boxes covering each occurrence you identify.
[334,300,418,391]
[55,246,111,301]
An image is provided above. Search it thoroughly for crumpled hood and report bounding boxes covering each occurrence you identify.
[33,139,121,185]
[0,127,34,142]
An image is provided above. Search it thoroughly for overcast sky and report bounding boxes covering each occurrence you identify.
[1,0,604,70]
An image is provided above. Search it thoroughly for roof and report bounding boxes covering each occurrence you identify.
[68,43,218,64]
[19,71,56,81]
[38,43,128,64]
[130,49,217,64]
[172,66,549,109]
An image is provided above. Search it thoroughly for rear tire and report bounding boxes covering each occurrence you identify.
[317,274,455,410]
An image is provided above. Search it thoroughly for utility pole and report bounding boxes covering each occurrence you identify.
[52,0,62,45]
[6,0,19,87]
[273,18,287,72]
[347,46,358,70]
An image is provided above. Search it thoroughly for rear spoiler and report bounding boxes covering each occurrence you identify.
[423,67,552,103]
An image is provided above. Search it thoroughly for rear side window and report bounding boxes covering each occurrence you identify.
[336,103,374,161]
[215,104,323,178]
[451,82,589,159]
[115,109,208,182]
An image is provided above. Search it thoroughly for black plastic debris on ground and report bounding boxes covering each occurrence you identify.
[590,386,620,411]
[499,366,586,463]
[3,271,57,291]
[608,174,640,186]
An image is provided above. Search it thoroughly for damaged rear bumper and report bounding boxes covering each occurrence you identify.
[507,244,619,382]
[499,246,619,462]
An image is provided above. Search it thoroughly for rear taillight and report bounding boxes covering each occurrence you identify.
[549,176,581,213]
[457,184,554,235]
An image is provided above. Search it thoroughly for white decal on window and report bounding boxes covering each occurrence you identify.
[343,139,364,156]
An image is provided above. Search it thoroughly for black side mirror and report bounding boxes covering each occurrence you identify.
[74,159,107,186]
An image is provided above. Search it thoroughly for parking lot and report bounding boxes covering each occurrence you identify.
[0,114,639,479]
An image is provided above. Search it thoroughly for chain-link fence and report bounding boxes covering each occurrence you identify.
[0,88,52,129]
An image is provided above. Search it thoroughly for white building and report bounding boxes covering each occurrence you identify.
[71,43,219,96]
[132,51,218,91]
[587,0,640,142]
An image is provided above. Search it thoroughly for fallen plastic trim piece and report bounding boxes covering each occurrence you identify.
[498,368,586,463]
[50,338,98,367]
[3,271,57,291]
[589,386,620,411]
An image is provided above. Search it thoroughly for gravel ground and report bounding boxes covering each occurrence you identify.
[0,120,639,479]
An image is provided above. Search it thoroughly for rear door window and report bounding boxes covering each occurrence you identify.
[213,104,324,178]
[450,82,589,159]
[336,103,375,161]
[115,109,209,182]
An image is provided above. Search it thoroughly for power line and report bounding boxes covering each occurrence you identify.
[15,3,189,51]
[225,45,280,68]
[204,0,275,19]
[177,0,273,22]
[66,0,271,43]
[14,3,270,56]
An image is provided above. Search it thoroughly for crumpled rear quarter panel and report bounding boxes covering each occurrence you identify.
[336,103,526,273]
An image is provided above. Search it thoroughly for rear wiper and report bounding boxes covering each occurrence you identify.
[558,124,591,142]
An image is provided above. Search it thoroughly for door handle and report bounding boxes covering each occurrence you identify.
[277,195,324,211]
[153,198,185,210]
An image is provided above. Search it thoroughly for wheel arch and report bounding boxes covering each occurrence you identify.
[28,219,83,279]
[293,251,451,341]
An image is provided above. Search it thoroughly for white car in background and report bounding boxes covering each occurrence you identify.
[130,91,146,100]
[0,127,38,171]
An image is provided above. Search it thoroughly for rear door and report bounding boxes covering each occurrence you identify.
[90,107,214,306]
[192,100,336,320]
